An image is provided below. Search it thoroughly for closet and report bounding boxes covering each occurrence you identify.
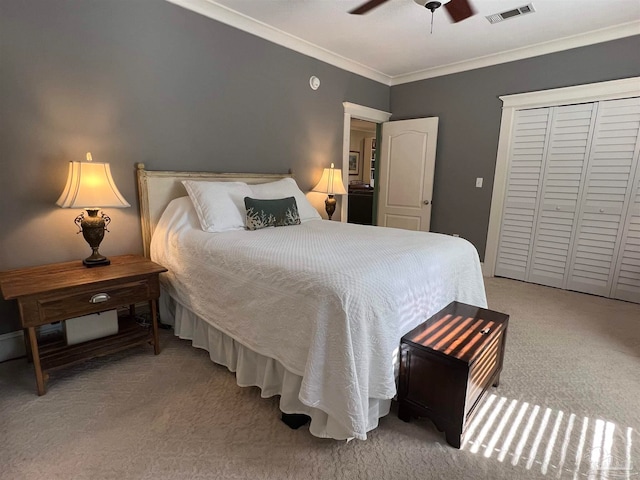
[495,96,640,303]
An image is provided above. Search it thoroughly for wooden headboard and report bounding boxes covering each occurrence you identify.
[135,163,293,258]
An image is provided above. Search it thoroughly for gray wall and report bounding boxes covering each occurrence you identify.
[0,0,389,333]
[1,0,638,337]
[390,35,640,260]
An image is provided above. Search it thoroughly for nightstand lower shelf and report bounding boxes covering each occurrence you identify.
[39,316,151,372]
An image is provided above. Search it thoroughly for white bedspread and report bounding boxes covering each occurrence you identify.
[151,197,487,440]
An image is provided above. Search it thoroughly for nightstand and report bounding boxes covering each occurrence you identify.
[0,255,167,395]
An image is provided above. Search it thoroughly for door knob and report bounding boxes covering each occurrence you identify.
[423,200,430,205]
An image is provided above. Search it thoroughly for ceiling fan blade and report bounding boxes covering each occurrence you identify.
[349,0,390,15]
[444,0,475,22]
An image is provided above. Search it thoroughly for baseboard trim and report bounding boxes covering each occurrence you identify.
[0,330,26,363]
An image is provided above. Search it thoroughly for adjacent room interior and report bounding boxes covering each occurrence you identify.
[347,118,377,225]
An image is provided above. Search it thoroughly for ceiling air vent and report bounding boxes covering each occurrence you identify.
[486,4,535,24]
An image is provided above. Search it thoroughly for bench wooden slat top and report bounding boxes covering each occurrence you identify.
[402,302,509,364]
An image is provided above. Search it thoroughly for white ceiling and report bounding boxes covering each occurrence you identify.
[168,0,640,85]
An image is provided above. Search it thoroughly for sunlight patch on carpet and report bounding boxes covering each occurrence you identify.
[462,394,637,479]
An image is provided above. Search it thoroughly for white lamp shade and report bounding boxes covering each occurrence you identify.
[311,164,347,195]
[56,161,131,209]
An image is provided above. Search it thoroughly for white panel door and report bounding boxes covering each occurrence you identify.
[495,108,551,280]
[566,97,640,296]
[377,118,438,231]
[527,103,597,288]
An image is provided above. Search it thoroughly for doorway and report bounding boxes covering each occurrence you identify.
[341,103,438,231]
[341,102,391,223]
[347,118,377,225]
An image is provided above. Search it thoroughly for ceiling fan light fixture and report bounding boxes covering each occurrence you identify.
[352,0,475,23]
[422,0,445,34]
[424,1,442,13]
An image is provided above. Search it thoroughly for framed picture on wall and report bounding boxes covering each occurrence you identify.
[349,151,360,175]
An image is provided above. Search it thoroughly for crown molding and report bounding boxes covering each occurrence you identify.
[390,21,640,86]
[166,1,639,88]
[166,0,391,85]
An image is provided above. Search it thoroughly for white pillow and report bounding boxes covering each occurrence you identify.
[249,177,321,222]
[182,180,253,232]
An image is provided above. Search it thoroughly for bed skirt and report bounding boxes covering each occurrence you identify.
[159,291,392,440]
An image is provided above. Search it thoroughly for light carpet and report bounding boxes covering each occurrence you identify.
[0,277,638,480]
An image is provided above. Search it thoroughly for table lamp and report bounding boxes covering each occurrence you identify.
[56,152,130,267]
[311,163,347,220]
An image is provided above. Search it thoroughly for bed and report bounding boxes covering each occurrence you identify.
[136,164,487,440]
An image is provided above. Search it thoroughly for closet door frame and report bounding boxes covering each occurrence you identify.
[484,76,640,277]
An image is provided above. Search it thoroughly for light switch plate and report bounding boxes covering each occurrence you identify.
[476,177,483,188]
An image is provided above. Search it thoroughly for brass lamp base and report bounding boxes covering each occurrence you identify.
[75,209,111,268]
[83,256,111,267]
[325,194,337,220]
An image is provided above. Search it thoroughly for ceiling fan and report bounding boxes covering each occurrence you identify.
[349,0,476,24]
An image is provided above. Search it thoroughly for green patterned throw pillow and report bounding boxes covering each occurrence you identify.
[244,196,301,230]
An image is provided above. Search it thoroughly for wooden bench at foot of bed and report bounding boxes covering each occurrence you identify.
[398,301,509,448]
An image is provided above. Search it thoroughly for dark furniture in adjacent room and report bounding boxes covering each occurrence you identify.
[398,301,509,448]
[347,184,374,225]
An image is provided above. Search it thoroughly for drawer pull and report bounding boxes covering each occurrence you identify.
[89,293,111,304]
[480,327,491,335]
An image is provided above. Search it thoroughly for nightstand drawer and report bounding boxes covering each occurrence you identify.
[31,278,158,326]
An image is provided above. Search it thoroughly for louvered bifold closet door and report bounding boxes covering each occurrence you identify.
[610,100,640,303]
[566,97,640,297]
[527,104,597,288]
[494,108,551,280]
